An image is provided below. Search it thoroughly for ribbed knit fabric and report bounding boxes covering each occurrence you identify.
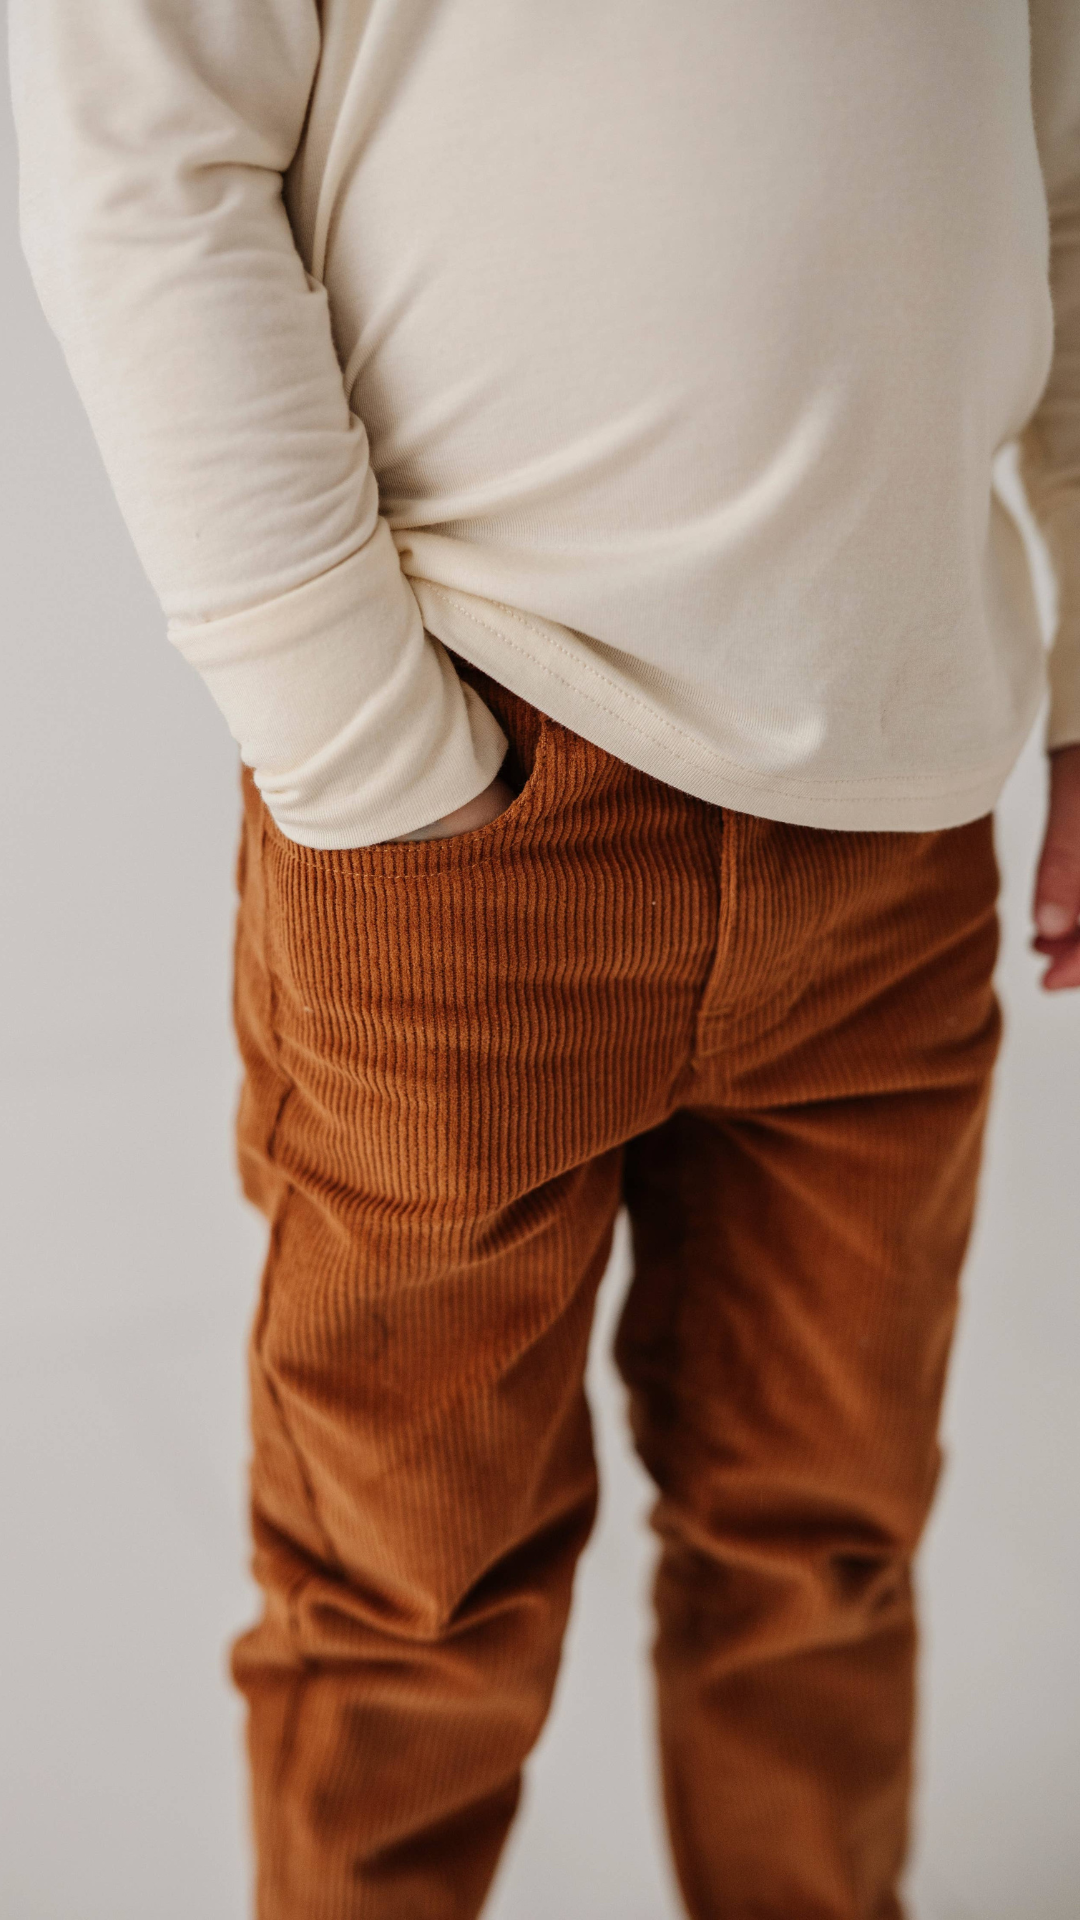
[230,659,1003,1920]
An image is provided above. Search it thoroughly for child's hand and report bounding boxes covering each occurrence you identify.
[388,775,517,844]
[1032,743,1080,990]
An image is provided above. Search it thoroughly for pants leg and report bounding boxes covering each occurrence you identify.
[233,1157,617,1920]
[228,668,717,1918]
[614,806,1002,1920]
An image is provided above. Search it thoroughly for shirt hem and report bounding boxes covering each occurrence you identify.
[412,579,1045,833]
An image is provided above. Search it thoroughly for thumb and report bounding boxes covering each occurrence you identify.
[1033,743,1080,939]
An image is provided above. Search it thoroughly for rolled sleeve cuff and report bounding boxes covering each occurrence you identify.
[169,526,508,846]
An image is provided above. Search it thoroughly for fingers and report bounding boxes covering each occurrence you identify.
[1031,743,1080,990]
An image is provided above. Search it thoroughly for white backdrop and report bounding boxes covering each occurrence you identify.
[2,49,1078,1920]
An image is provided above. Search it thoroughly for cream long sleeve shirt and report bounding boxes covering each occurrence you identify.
[10,1,1080,844]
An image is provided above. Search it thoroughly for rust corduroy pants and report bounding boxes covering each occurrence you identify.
[230,661,1002,1920]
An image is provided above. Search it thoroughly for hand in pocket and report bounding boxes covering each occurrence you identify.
[385,772,518,845]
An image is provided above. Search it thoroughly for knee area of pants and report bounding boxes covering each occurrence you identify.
[654,1533,914,1648]
[247,1483,596,1661]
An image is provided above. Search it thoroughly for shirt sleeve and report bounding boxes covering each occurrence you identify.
[8,0,507,846]
[1021,0,1080,753]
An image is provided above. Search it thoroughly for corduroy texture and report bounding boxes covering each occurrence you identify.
[230,658,1002,1920]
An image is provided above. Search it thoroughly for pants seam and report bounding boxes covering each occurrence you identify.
[253,801,344,1580]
